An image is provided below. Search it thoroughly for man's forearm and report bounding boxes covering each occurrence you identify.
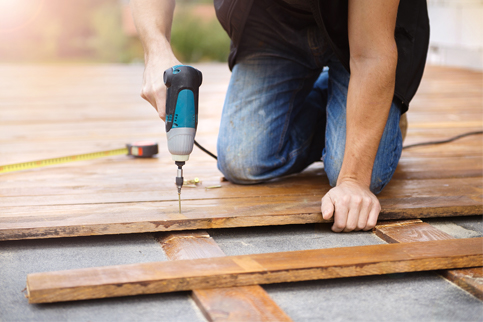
[130,0,180,119]
[130,0,175,55]
[338,53,397,187]
[339,0,400,188]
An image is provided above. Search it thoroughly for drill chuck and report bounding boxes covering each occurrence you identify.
[175,161,184,193]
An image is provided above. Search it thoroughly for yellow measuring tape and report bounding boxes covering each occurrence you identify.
[0,142,159,174]
[0,148,128,174]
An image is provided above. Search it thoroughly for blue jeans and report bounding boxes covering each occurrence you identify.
[217,0,403,194]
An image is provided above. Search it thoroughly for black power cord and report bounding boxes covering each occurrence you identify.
[194,140,217,160]
[194,130,483,160]
[402,130,483,150]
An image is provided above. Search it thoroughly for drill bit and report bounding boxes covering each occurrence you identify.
[178,192,181,213]
[175,161,185,213]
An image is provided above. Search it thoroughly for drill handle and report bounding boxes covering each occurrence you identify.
[164,65,203,133]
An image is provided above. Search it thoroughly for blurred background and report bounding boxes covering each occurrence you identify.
[0,0,481,69]
[0,0,230,64]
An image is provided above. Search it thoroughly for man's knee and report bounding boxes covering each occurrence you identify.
[217,148,265,185]
[323,147,344,188]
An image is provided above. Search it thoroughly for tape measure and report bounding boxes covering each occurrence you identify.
[0,141,159,174]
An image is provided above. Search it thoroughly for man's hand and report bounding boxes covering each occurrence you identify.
[130,0,180,120]
[141,53,181,120]
[321,180,380,232]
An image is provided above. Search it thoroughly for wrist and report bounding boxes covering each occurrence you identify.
[143,36,173,59]
[336,175,370,188]
[337,163,372,188]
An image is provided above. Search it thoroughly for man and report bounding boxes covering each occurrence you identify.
[130,0,429,232]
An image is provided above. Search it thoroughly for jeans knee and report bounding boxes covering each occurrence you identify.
[323,150,343,188]
[369,177,389,195]
[217,150,264,185]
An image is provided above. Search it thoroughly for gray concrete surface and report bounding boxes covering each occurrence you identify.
[426,215,483,238]
[265,273,483,322]
[1,218,482,322]
[208,223,386,255]
[209,221,483,321]
[0,234,205,322]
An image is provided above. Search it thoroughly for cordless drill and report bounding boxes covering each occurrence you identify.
[164,65,203,213]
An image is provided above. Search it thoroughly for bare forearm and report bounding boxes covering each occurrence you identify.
[321,0,400,232]
[339,0,399,188]
[130,0,180,120]
[339,53,397,187]
[130,0,175,56]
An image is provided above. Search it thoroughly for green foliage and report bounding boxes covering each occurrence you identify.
[171,7,230,63]
[0,1,229,64]
[90,2,127,62]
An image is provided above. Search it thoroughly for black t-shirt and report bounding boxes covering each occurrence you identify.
[214,0,430,112]
[277,0,311,12]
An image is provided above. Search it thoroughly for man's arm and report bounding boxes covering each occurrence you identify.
[321,0,400,232]
[130,0,181,119]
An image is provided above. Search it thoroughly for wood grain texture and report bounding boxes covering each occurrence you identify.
[155,231,292,322]
[26,237,483,304]
[2,167,482,207]
[1,192,481,241]
[440,267,483,301]
[0,64,482,241]
[374,220,453,243]
[1,171,482,241]
[374,220,483,300]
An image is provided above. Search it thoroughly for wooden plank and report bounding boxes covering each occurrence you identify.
[1,163,481,242]
[374,219,453,243]
[374,220,483,300]
[440,268,483,301]
[2,156,482,201]
[26,237,483,304]
[156,231,292,322]
[2,167,482,206]
[1,193,481,241]
[0,64,481,243]
[393,156,482,180]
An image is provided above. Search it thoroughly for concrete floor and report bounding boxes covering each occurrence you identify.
[211,219,483,321]
[1,217,482,321]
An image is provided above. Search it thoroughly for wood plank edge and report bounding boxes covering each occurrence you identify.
[154,231,293,322]
[373,221,483,301]
[440,268,483,301]
[27,254,483,304]
[26,238,483,304]
[4,204,482,241]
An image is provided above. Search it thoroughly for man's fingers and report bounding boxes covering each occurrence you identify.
[332,195,349,233]
[322,183,380,233]
[356,196,372,231]
[141,85,167,120]
[343,196,363,232]
[364,199,381,231]
[141,88,158,110]
[321,194,335,220]
[154,86,167,120]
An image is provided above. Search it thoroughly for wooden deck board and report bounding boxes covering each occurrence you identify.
[373,220,483,300]
[0,64,481,240]
[156,231,293,322]
[26,237,483,304]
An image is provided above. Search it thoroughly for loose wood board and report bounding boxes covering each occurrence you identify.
[157,231,292,322]
[374,219,483,300]
[26,237,483,303]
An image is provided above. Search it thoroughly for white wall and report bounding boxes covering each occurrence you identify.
[427,0,483,70]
